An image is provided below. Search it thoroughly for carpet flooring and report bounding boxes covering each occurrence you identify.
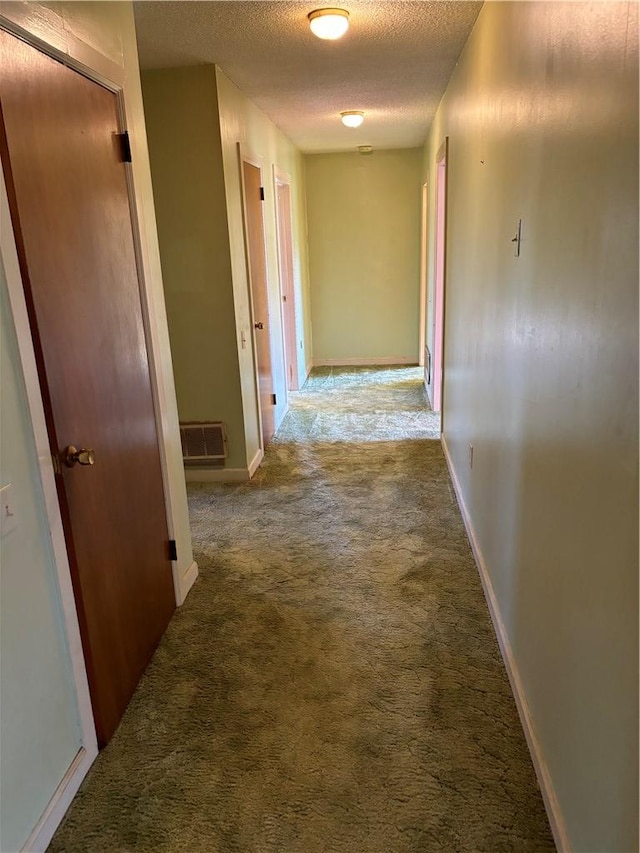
[49,366,554,852]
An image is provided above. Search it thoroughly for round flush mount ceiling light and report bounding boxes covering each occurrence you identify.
[340,110,364,128]
[308,8,350,40]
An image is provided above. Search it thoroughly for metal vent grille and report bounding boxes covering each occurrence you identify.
[180,422,227,466]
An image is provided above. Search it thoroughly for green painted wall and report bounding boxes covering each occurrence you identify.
[143,66,313,472]
[142,66,246,469]
[422,2,638,850]
[305,149,422,364]
[215,67,313,461]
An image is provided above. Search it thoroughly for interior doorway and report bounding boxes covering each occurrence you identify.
[432,138,448,415]
[241,156,276,448]
[274,168,299,392]
[418,180,428,377]
[1,30,176,747]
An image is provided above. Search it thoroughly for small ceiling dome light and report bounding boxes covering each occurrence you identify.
[308,8,350,40]
[340,110,364,128]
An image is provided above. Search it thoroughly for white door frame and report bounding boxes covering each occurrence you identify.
[237,145,269,458]
[432,138,449,417]
[418,181,428,370]
[272,165,298,393]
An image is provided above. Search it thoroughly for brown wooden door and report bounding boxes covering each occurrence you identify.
[242,160,275,446]
[275,179,299,391]
[0,31,176,746]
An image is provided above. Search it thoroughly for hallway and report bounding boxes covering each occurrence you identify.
[49,367,552,852]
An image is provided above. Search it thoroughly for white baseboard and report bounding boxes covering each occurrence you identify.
[248,448,264,478]
[184,467,249,483]
[184,450,264,485]
[441,434,570,853]
[177,560,198,606]
[21,746,97,853]
[312,356,418,367]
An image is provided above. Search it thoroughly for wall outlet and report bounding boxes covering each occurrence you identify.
[468,443,474,469]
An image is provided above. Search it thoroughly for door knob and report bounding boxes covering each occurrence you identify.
[254,322,264,330]
[63,445,96,468]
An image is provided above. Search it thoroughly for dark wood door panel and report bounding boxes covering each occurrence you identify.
[0,30,175,745]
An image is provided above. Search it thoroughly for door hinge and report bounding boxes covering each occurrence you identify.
[259,186,265,201]
[271,393,277,405]
[51,453,61,476]
[117,131,132,163]
[168,539,178,561]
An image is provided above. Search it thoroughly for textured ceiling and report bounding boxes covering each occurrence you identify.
[134,1,482,153]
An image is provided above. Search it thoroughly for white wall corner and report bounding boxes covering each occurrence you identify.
[441,433,572,853]
[117,9,196,607]
[176,560,198,606]
[248,447,264,478]
[425,381,434,408]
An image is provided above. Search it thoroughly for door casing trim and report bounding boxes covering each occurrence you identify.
[19,748,95,853]
[238,145,271,457]
[272,165,298,393]
[418,181,428,369]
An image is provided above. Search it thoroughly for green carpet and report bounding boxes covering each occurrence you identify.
[49,366,554,852]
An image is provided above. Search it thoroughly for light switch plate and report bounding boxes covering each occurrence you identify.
[0,484,18,536]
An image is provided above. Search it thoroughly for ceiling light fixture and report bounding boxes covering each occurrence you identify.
[340,110,364,128]
[308,8,350,40]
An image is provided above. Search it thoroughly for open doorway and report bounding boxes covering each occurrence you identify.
[418,180,428,377]
[273,167,299,391]
[431,138,448,417]
[240,154,276,449]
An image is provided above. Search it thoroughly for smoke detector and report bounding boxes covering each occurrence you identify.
[358,145,373,155]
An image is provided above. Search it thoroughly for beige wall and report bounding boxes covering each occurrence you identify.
[423,2,638,850]
[305,149,422,364]
[0,1,195,846]
[141,65,312,475]
[215,67,312,464]
[142,66,246,470]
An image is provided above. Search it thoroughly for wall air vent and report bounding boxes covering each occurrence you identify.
[180,422,227,467]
